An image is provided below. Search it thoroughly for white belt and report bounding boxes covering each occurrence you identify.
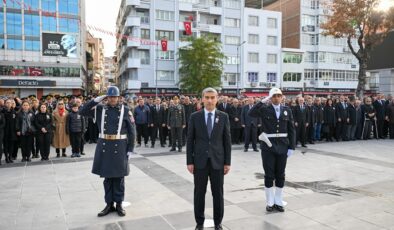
[265,133,288,138]
[99,134,127,140]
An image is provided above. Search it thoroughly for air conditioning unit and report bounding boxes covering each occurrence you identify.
[251,82,258,87]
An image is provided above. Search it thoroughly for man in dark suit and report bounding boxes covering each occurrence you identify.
[241,97,260,152]
[229,98,242,144]
[150,98,164,147]
[217,96,233,115]
[335,95,349,141]
[249,88,296,213]
[373,94,386,139]
[293,97,309,147]
[346,96,357,140]
[187,87,231,230]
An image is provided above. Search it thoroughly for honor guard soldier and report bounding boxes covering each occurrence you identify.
[167,96,186,152]
[248,88,296,213]
[80,86,135,217]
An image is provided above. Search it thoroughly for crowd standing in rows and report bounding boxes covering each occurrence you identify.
[0,92,393,165]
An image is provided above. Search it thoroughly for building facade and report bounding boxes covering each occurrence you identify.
[0,0,86,98]
[86,31,105,94]
[265,0,361,96]
[115,0,282,97]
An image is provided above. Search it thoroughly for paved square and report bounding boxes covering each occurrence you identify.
[1,140,394,230]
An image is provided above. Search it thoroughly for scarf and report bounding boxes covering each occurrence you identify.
[59,108,65,117]
[21,111,32,135]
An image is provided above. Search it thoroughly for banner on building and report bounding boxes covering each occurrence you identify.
[184,21,192,35]
[161,39,168,52]
[42,33,78,58]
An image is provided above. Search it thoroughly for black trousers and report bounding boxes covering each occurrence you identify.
[231,128,241,144]
[104,177,125,204]
[20,135,34,160]
[171,127,183,149]
[262,151,287,188]
[136,124,149,145]
[70,132,82,154]
[376,118,385,138]
[32,134,39,156]
[182,125,188,146]
[159,125,166,145]
[0,135,3,161]
[3,140,17,159]
[150,125,158,146]
[12,139,20,159]
[363,120,373,139]
[37,133,51,159]
[80,132,85,154]
[296,122,307,145]
[244,125,257,149]
[335,121,348,140]
[389,123,394,139]
[88,120,98,142]
[194,159,224,226]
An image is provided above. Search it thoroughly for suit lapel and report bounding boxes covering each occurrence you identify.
[210,112,220,139]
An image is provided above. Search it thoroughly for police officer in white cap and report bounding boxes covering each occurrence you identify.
[80,86,135,217]
[249,87,296,212]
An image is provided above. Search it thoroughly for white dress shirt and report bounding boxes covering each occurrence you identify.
[272,104,281,119]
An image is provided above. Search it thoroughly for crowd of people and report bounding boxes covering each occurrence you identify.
[0,92,393,165]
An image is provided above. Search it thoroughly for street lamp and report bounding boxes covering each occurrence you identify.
[237,41,246,98]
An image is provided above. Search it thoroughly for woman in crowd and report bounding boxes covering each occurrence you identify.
[52,99,70,157]
[15,101,36,162]
[3,99,18,163]
[35,104,53,161]
[323,98,336,142]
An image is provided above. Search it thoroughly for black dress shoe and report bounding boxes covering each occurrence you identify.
[178,149,182,152]
[244,149,248,152]
[97,203,115,217]
[195,225,203,230]
[215,224,223,230]
[301,145,307,148]
[169,148,176,152]
[253,149,259,152]
[274,204,285,212]
[266,205,275,212]
[116,203,126,216]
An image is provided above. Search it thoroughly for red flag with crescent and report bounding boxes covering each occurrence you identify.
[184,21,192,35]
[161,39,168,52]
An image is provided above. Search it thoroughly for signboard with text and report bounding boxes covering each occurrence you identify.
[42,33,78,58]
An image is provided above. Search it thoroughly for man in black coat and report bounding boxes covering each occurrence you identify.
[335,95,349,141]
[293,97,309,147]
[373,94,386,138]
[241,97,260,152]
[249,88,296,213]
[187,87,231,230]
[346,96,357,141]
[229,98,242,144]
[306,97,316,144]
[150,97,163,148]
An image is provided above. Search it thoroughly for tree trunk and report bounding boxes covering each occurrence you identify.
[356,58,367,99]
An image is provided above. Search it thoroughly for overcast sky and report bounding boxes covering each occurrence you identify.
[85,0,394,58]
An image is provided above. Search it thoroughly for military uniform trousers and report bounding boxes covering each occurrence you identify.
[104,177,125,204]
[262,150,287,188]
[171,127,183,149]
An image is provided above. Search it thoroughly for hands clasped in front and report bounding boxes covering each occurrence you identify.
[187,164,231,175]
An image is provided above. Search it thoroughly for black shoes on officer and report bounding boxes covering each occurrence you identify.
[97,203,115,217]
[98,202,125,217]
[266,205,275,212]
[195,225,203,230]
[266,205,285,212]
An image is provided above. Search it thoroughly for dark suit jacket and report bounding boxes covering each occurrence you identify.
[229,105,242,129]
[373,100,385,120]
[249,103,296,155]
[335,102,348,121]
[293,105,309,124]
[347,104,357,125]
[241,104,260,127]
[187,110,231,170]
[150,105,164,126]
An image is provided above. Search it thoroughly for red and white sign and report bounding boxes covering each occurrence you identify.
[161,39,168,52]
[11,68,25,76]
[184,21,192,35]
[28,67,43,76]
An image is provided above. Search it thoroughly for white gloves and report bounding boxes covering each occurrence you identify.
[287,149,294,158]
[94,95,107,103]
[261,96,271,104]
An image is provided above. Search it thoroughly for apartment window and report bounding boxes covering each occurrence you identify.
[224,18,240,28]
[157,70,174,81]
[42,16,57,32]
[7,39,23,50]
[248,16,259,26]
[155,30,174,41]
[157,50,175,60]
[137,10,149,24]
[267,36,277,46]
[139,50,150,65]
[283,72,302,82]
[248,52,259,63]
[141,29,150,39]
[302,34,319,45]
[248,72,259,82]
[223,73,238,85]
[224,56,240,65]
[156,10,175,21]
[248,34,259,44]
[267,18,277,29]
[25,40,40,51]
[59,0,79,15]
[225,36,240,45]
[41,0,56,12]
[267,54,277,64]
[283,53,302,63]
[6,13,22,35]
[59,18,79,33]
[304,69,318,80]
[267,72,277,82]
[318,69,332,81]
[224,0,241,9]
[304,52,318,63]
[24,15,40,36]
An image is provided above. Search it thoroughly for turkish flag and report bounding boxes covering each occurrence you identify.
[184,21,192,35]
[188,15,194,21]
[11,68,25,76]
[161,39,168,52]
[28,67,43,76]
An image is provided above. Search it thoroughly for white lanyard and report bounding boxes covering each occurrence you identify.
[100,105,124,136]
